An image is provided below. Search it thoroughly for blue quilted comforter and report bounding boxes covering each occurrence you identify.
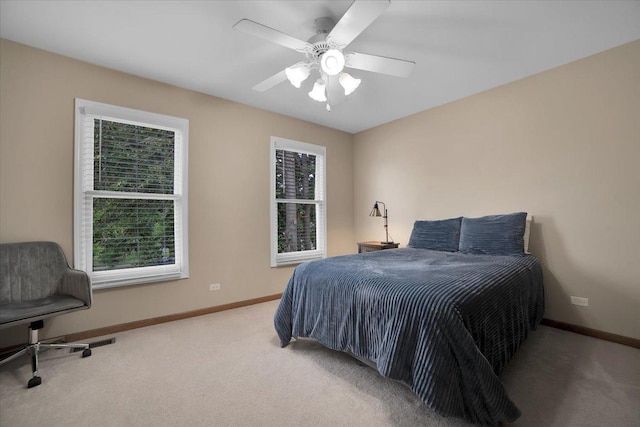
[274,248,544,425]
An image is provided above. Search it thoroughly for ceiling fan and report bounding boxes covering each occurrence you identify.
[233,0,415,111]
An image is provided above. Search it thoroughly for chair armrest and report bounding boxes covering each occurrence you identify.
[59,269,93,308]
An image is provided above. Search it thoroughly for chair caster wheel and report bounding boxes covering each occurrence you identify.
[28,376,42,388]
[82,349,92,358]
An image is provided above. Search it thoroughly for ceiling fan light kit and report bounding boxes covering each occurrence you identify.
[320,49,345,75]
[309,78,328,102]
[285,63,311,88]
[338,72,361,96]
[234,0,415,111]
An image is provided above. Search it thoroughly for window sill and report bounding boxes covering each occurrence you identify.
[91,272,188,290]
[271,253,325,268]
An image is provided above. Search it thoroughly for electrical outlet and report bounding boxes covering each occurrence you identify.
[570,296,589,307]
[209,283,221,291]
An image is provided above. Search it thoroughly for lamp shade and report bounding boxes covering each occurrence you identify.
[369,201,392,244]
[338,72,361,96]
[285,64,310,88]
[308,79,327,102]
[320,49,345,76]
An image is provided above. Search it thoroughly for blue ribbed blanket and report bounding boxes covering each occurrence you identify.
[274,248,544,425]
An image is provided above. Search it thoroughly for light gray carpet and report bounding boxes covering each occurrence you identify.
[1,300,638,426]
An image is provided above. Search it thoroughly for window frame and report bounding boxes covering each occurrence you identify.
[74,98,189,289]
[270,136,327,267]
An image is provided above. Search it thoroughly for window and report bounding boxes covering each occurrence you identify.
[74,99,189,289]
[270,137,326,267]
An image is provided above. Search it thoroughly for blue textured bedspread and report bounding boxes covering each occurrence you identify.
[274,248,544,425]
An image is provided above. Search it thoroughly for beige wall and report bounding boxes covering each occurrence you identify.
[2,36,638,346]
[0,39,355,346]
[354,40,640,340]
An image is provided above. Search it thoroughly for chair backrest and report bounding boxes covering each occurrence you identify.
[0,242,70,304]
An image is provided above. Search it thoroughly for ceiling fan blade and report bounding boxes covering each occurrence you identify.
[327,0,390,49]
[346,52,415,78]
[252,69,288,92]
[233,19,312,52]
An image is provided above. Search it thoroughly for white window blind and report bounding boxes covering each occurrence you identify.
[74,99,189,289]
[270,137,326,267]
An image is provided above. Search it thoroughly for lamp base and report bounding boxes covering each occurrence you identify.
[381,241,394,244]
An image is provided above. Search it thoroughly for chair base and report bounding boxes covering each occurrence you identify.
[0,320,91,388]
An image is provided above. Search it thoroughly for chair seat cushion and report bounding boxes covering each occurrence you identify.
[0,295,86,326]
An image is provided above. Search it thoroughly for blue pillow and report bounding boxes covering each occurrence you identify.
[459,212,527,256]
[408,217,462,252]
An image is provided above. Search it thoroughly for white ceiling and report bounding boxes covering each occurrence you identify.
[1,1,639,134]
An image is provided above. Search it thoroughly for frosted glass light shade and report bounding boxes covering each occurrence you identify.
[320,49,345,76]
[308,79,327,102]
[338,72,361,95]
[285,64,310,88]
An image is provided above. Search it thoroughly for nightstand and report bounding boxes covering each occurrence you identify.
[357,241,400,253]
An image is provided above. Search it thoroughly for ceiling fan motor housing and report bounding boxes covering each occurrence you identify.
[305,41,331,61]
[306,17,336,61]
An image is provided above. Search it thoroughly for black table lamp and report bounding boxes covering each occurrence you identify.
[369,201,393,244]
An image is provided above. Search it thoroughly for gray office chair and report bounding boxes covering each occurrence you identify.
[0,241,93,388]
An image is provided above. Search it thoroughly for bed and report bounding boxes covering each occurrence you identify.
[274,213,544,425]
